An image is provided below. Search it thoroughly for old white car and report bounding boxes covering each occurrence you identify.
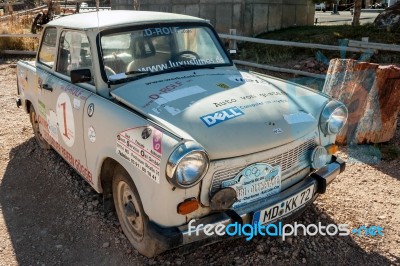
[16,11,347,257]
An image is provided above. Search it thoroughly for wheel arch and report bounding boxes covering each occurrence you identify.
[25,99,32,114]
[99,157,119,213]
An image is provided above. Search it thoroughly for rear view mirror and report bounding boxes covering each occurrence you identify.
[71,69,92,84]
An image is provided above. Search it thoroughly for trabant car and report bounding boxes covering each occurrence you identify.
[16,10,347,257]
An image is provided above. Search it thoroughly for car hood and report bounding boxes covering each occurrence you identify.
[111,69,329,159]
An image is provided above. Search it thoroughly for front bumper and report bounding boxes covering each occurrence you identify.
[148,156,345,254]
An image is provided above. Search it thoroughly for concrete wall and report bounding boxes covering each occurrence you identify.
[111,0,315,36]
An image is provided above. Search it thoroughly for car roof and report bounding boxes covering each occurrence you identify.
[47,10,206,30]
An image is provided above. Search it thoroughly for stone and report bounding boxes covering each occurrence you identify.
[102,242,110,248]
[306,62,316,68]
[374,2,400,31]
[256,244,265,253]
[323,59,400,145]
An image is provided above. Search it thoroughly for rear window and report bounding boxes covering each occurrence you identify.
[38,27,58,68]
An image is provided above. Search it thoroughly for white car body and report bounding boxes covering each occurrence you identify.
[16,11,347,257]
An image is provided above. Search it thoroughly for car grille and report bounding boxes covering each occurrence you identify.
[210,139,316,195]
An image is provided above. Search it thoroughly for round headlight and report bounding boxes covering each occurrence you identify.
[311,146,329,169]
[320,101,348,135]
[166,141,209,188]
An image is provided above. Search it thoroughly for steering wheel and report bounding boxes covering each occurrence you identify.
[103,53,127,77]
[171,51,200,62]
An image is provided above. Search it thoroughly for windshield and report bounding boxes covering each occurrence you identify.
[100,24,231,82]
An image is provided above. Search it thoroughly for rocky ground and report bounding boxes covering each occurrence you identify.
[0,60,399,265]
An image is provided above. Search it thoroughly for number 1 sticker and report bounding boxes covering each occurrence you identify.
[57,92,75,147]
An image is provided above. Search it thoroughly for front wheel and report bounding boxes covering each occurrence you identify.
[112,166,162,257]
[29,105,50,150]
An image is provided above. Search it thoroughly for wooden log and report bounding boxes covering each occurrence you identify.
[323,59,400,145]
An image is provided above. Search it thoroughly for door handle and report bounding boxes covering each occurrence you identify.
[42,83,53,92]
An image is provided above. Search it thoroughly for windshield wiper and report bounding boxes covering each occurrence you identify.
[108,64,216,85]
[125,70,151,75]
[108,70,153,84]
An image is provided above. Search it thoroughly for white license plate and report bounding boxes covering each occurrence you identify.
[253,184,315,225]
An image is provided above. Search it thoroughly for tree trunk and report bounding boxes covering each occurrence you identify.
[323,59,400,145]
[133,0,140,10]
[352,0,363,26]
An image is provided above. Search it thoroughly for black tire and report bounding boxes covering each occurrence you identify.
[112,166,162,257]
[31,13,42,34]
[29,105,50,150]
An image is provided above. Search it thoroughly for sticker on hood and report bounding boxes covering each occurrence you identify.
[153,85,206,105]
[200,107,244,127]
[116,126,163,184]
[284,112,316,124]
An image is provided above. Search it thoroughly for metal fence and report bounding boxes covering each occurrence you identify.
[1,30,400,78]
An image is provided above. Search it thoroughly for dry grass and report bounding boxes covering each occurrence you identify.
[239,24,400,65]
[0,14,40,51]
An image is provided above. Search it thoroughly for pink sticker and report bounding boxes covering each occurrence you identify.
[153,130,162,154]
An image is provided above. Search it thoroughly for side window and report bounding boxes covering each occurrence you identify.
[38,27,57,68]
[57,31,92,77]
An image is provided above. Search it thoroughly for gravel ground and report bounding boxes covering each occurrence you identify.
[0,61,399,265]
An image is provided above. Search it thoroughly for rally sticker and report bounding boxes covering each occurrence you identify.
[73,98,81,110]
[38,100,46,117]
[200,107,244,127]
[153,85,206,105]
[283,112,316,124]
[88,126,96,143]
[222,163,281,209]
[56,92,75,147]
[116,126,163,183]
[47,110,59,142]
[216,83,230,89]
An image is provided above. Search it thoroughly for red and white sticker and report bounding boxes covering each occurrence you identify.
[56,92,75,147]
[116,126,163,184]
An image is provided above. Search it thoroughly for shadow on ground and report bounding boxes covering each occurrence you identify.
[0,138,145,265]
[0,138,395,265]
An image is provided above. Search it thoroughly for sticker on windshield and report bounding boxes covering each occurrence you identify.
[138,57,223,73]
[143,27,194,37]
[144,27,179,36]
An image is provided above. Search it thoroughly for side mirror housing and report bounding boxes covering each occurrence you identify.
[70,69,92,84]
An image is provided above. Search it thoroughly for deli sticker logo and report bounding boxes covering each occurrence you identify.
[200,107,244,127]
